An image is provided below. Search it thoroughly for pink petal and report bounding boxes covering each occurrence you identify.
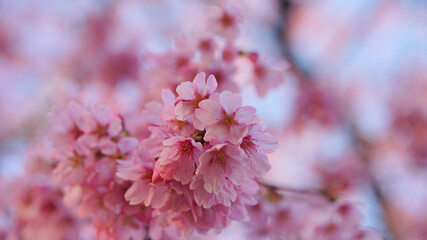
[176,81,195,100]
[174,157,195,184]
[63,185,82,207]
[175,101,194,121]
[216,180,237,207]
[195,151,213,175]
[117,137,139,154]
[145,184,169,208]
[220,91,242,114]
[162,136,186,146]
[107,116,123,137]
[193,115,205,130]
[247,151,271,177]
[75,110,97,133]
[206,75,218,94]
[143,101,163,125]
[161,89,175,106]
[193,72,207,94]
[235,106,257,125]
[161,104,175,122]
[203,169,225,194]
[254,133,279,152]
[125,180,150,205]
[228,124,248,145]
[226,157,247,186]
[204,124,228,144]
[92,104,113,126]
[196,99,222,126]
[99,138,117,156]
[76,134,98,153]
[48,107,73,131]
[116,160,142,181]
[191,175,216,208]
[158,147,179,165]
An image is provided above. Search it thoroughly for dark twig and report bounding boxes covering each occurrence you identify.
[275,2,396,239]
[144,224,151,240]
[258,181,326,198]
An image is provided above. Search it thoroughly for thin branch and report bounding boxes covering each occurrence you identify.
[144,224,151,240]
[275,3,397,239]
[258,181,326,197]
[350,126,397,240]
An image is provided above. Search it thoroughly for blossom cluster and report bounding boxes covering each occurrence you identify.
[139,4,287,103]
[0,0,399,239]
[48,101,146,239]
[2,179,82,240]
[245,192,383,240]
[117,72,278,236]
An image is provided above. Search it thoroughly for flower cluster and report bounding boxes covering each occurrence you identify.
[48,102,147,239]
[139,4,287,103]
[0,1,399,239]
[245,190,383,240]
[3,179,82,240]
[117,72,278,236]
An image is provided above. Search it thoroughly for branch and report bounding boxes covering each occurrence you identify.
[350,126,397,240]
[257,181,328,198]
[144,224,151,240]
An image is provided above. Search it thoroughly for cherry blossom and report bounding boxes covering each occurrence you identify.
[196,91,258,144]
[175,72,218,129]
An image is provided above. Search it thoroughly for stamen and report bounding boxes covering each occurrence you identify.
[211,151,227,171]
[219,111,237,129]
[240,136,258,155]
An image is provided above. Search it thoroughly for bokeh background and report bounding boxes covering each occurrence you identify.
[1,0,427,239]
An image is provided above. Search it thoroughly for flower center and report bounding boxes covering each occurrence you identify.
[141,170,153,181]
[178,140,193,159]
[70,156,82,168]
[192,92,206,108]
[240,136,257,155]
[220,13,234,27]
[219,111,237,129]
[211,151,227,170]
[199,39,213,52]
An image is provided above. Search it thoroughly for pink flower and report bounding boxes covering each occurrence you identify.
[98,136,139,158]
[350,229,384,240]
[240,124,279,177]
[221,43,238,62]
[7,180,82,240]
[175,72,217,129]
[85,157,117,187]
[191,175,257,210]
[107,215,146,240]
[48,101,97,146]
[143,89,176,126]
[157,136,203,184]
[191,204,229,232]
[193,143,247,195]
[191,175,217,208]
[102,182,140,216]
[203,61,238,92]
[191,174,239,208]
[314,222,344,240]
[140,126,173,160]
[90,103,123,137]
[52,146,90,185]
[247,54,288,97]
[205,5,241,40]
[196,91,258,144]
[228,179,258,221]
[116,147,169,208]
[154,182,191,214]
